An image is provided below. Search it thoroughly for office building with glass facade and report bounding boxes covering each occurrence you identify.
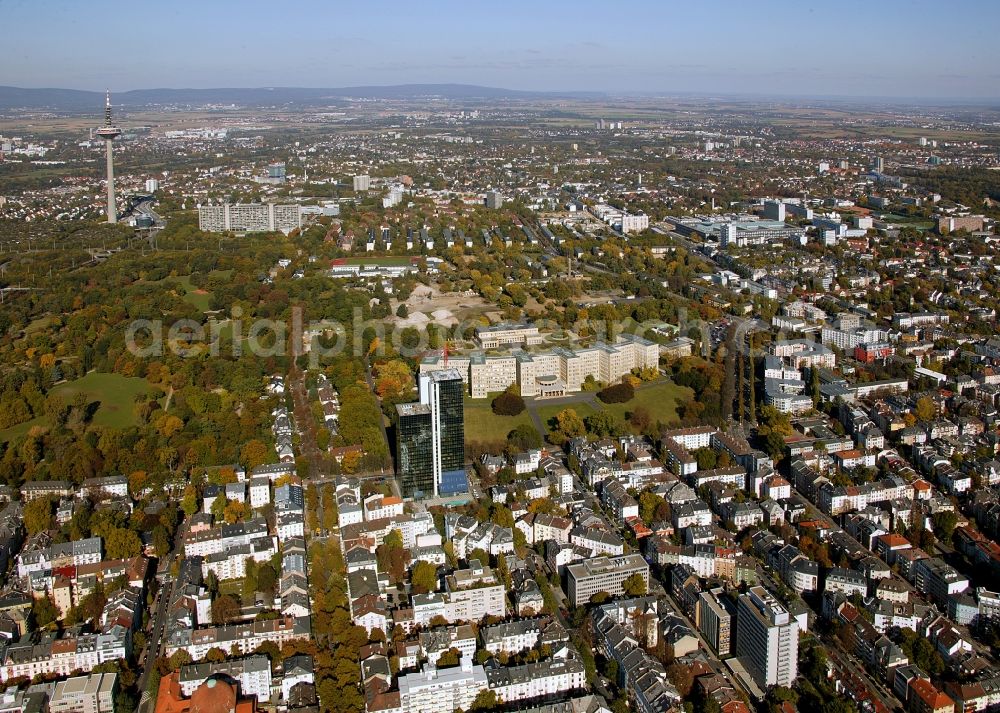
[418,369,467,497]
[397,369,467,499]
[396,403,434,499]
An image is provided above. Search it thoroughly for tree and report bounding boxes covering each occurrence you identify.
[605,658,619,685]
[694,447,717,471]
[666,662,694,697]
[257,563,278,595]
[223,499,250,524]
[211,495,228,521]
[622,573,647,596]
[374,360,415,401]
[212,594,241,624]
[507,423,542,452]
[528,498,558,515]
[492,391,525,416]
[489,503,515,529]
[106,528,142,559]
[639,491,668,524]
[469,689,500,712]
[411,561,438,594]
[915,396,937,423]
[598,381,635,404]
[240,440,270,469]
[168,650,192,671]
[376,529,407,584]
[763,431,787,462]
[629,406,652,434]
[33,596,60,628]
[554,409,586,439]
[396,304,408,318]
[586,410,624,438]
[204,647,227,663]
[932,511,958,545]
[180,484,200,516]
[435,647,461,667]
[152,526,171,557]
[23,496,55,534]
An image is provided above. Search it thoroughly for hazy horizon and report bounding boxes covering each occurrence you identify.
[4,0,999,100]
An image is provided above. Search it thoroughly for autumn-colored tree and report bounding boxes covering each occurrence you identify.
[240,440,270,469]
[168,650,192,671]
[914,396,937,422]
[204,647,227,663]
[105,527,142,559]
[181,484,200,516]
[554,408,586,439]
[223,499,251,524]
[376,529,407,584]
[629,406,652,434]
[373,360,414,401]
[128,470,149,497]
[32,595,60,628]
[23,497,55,535]
[622,573,647,596]
[435,647,461,668]
[410,561,438,594]
[212,594,241,624]
[156,414,185,438]
[527,498,558,515]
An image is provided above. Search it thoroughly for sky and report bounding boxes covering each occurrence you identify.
[2,0,999,100]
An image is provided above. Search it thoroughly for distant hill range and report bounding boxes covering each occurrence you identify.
[0,84,603,111]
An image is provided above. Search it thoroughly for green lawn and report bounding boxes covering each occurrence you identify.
[143,272,224,311]
[463,378,690,443]
[600,379,691,424]
[0,372,158,443]
[174,275,213,311]
[534,401,599,433]
[464,398,534,443]
[533,379,690,435]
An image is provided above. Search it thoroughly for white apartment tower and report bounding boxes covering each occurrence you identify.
[735,586,799,689]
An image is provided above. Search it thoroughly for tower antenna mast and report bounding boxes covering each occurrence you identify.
[95,90,122,224]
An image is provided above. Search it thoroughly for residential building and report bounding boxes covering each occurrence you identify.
[486,658,587,703]
[179,655,272,701]
[49,672,117,713]
[698,587,735,657]
[735,586,799,689]
[197,203,302,234]
[397,661,488,713]
[565,554,649,607]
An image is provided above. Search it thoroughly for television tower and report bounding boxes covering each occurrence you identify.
[95,90,122,224]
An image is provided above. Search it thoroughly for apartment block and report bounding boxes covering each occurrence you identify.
[565,554,649,607]
[735,586,799,689]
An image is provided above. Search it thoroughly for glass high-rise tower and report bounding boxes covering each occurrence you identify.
[396,403,434,499]
[421,369,467,496]
[397,368,467,499]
